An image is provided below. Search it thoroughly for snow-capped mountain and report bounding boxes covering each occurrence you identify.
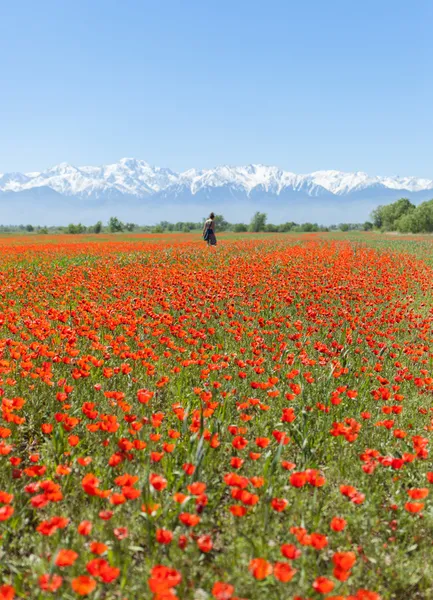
[0,158,179,198]
[1,158,432,199]
[1,158,432,225]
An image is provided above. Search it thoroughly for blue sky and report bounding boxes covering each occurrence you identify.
[1,0,432,176]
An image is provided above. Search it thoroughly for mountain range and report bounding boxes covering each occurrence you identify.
[1,158,432,225]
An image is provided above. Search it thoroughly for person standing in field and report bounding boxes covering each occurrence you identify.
[203,212,217,246]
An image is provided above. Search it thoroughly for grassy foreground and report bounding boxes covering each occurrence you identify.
[0,233,433,600]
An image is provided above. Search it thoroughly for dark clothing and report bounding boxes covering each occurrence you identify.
[204,219,217,245]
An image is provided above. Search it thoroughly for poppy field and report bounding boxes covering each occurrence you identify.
[1,233,433,600]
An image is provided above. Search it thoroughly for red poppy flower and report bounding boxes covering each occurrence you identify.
[148,565,182,593]
[311,533,328,550]
[212,582,234,600]
[281,543,301,559]
[178,512,200,527]
[229,505,247,517]
[248,558,272,580]
[90,541,108,555]
[149,473,167,491]
[197,534,213,553]
[330,516,347,531]
[0,506,14,521]
[78,520,92,536]
[290,472,308,487]
[405,501,424,513]
[313,576,335,594]
[273,561,297,582]
[156,529,173,544]
[271,498,288,512]
[39,574,63,592]
[333,551,356,571]
[55,549,79,567]
[0,585,15,600]
[71,576,97,596]
[407,488,429,499]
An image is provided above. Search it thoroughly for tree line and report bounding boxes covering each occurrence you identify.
[5,198,433,234]
[371,198,433,233]
[0,213,373,234]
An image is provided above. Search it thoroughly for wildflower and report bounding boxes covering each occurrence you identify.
[290,472,308,487]
[0,506,14,521]
[273,562,296,582]
[0,586,15,600]
[212,582,234,600]
[405,502,424,513]
[90,541,108,555]
[281,543,301,559]
[407,488,429,499]
[148,565,182,594]
[114,527,128,540]
[311,533,328,550]
[156,529,173,544]
[71,576,97,596]
[178,513,200,527]
[333,551,356,571]
[197,534,213,552]
[330,517,347,531]
[149,473,167,491]
[55,549,79,567]
[230,505,247,517]
[271,498,288,512]
[39,574,63,592]
[248,558,272,580]
[78,521,92,536]
[313,576,335,594]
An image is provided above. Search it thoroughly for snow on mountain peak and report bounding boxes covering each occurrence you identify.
[307,170,377,194]
[0,159,432,199]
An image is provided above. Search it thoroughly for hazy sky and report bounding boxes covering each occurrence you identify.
[1,0,432,176]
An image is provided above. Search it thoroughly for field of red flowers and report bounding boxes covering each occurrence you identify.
[0,233,433,600]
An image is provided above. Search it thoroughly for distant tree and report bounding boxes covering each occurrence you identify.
[413,199,433,232]
[278,222,297,232]
[339,223,350,232]
[371,198,415,231]
[39,226,48,234]
[299,222,318,232]
[93,221,102,234]
[153,225,164,233]
[214,214,229,231]
[395,212,415,233]
[371,206,383,229]
[67,223,78,234]
[249,212,267,232]
[26,224,34,232]
[265,223,278,232]
[182,224,190,233]
[233,223,248,232]
[125,223,136,232]
[66,223,86,234]
[363,221,373,231]
[396,199,433,233]
[108,216,124,233]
